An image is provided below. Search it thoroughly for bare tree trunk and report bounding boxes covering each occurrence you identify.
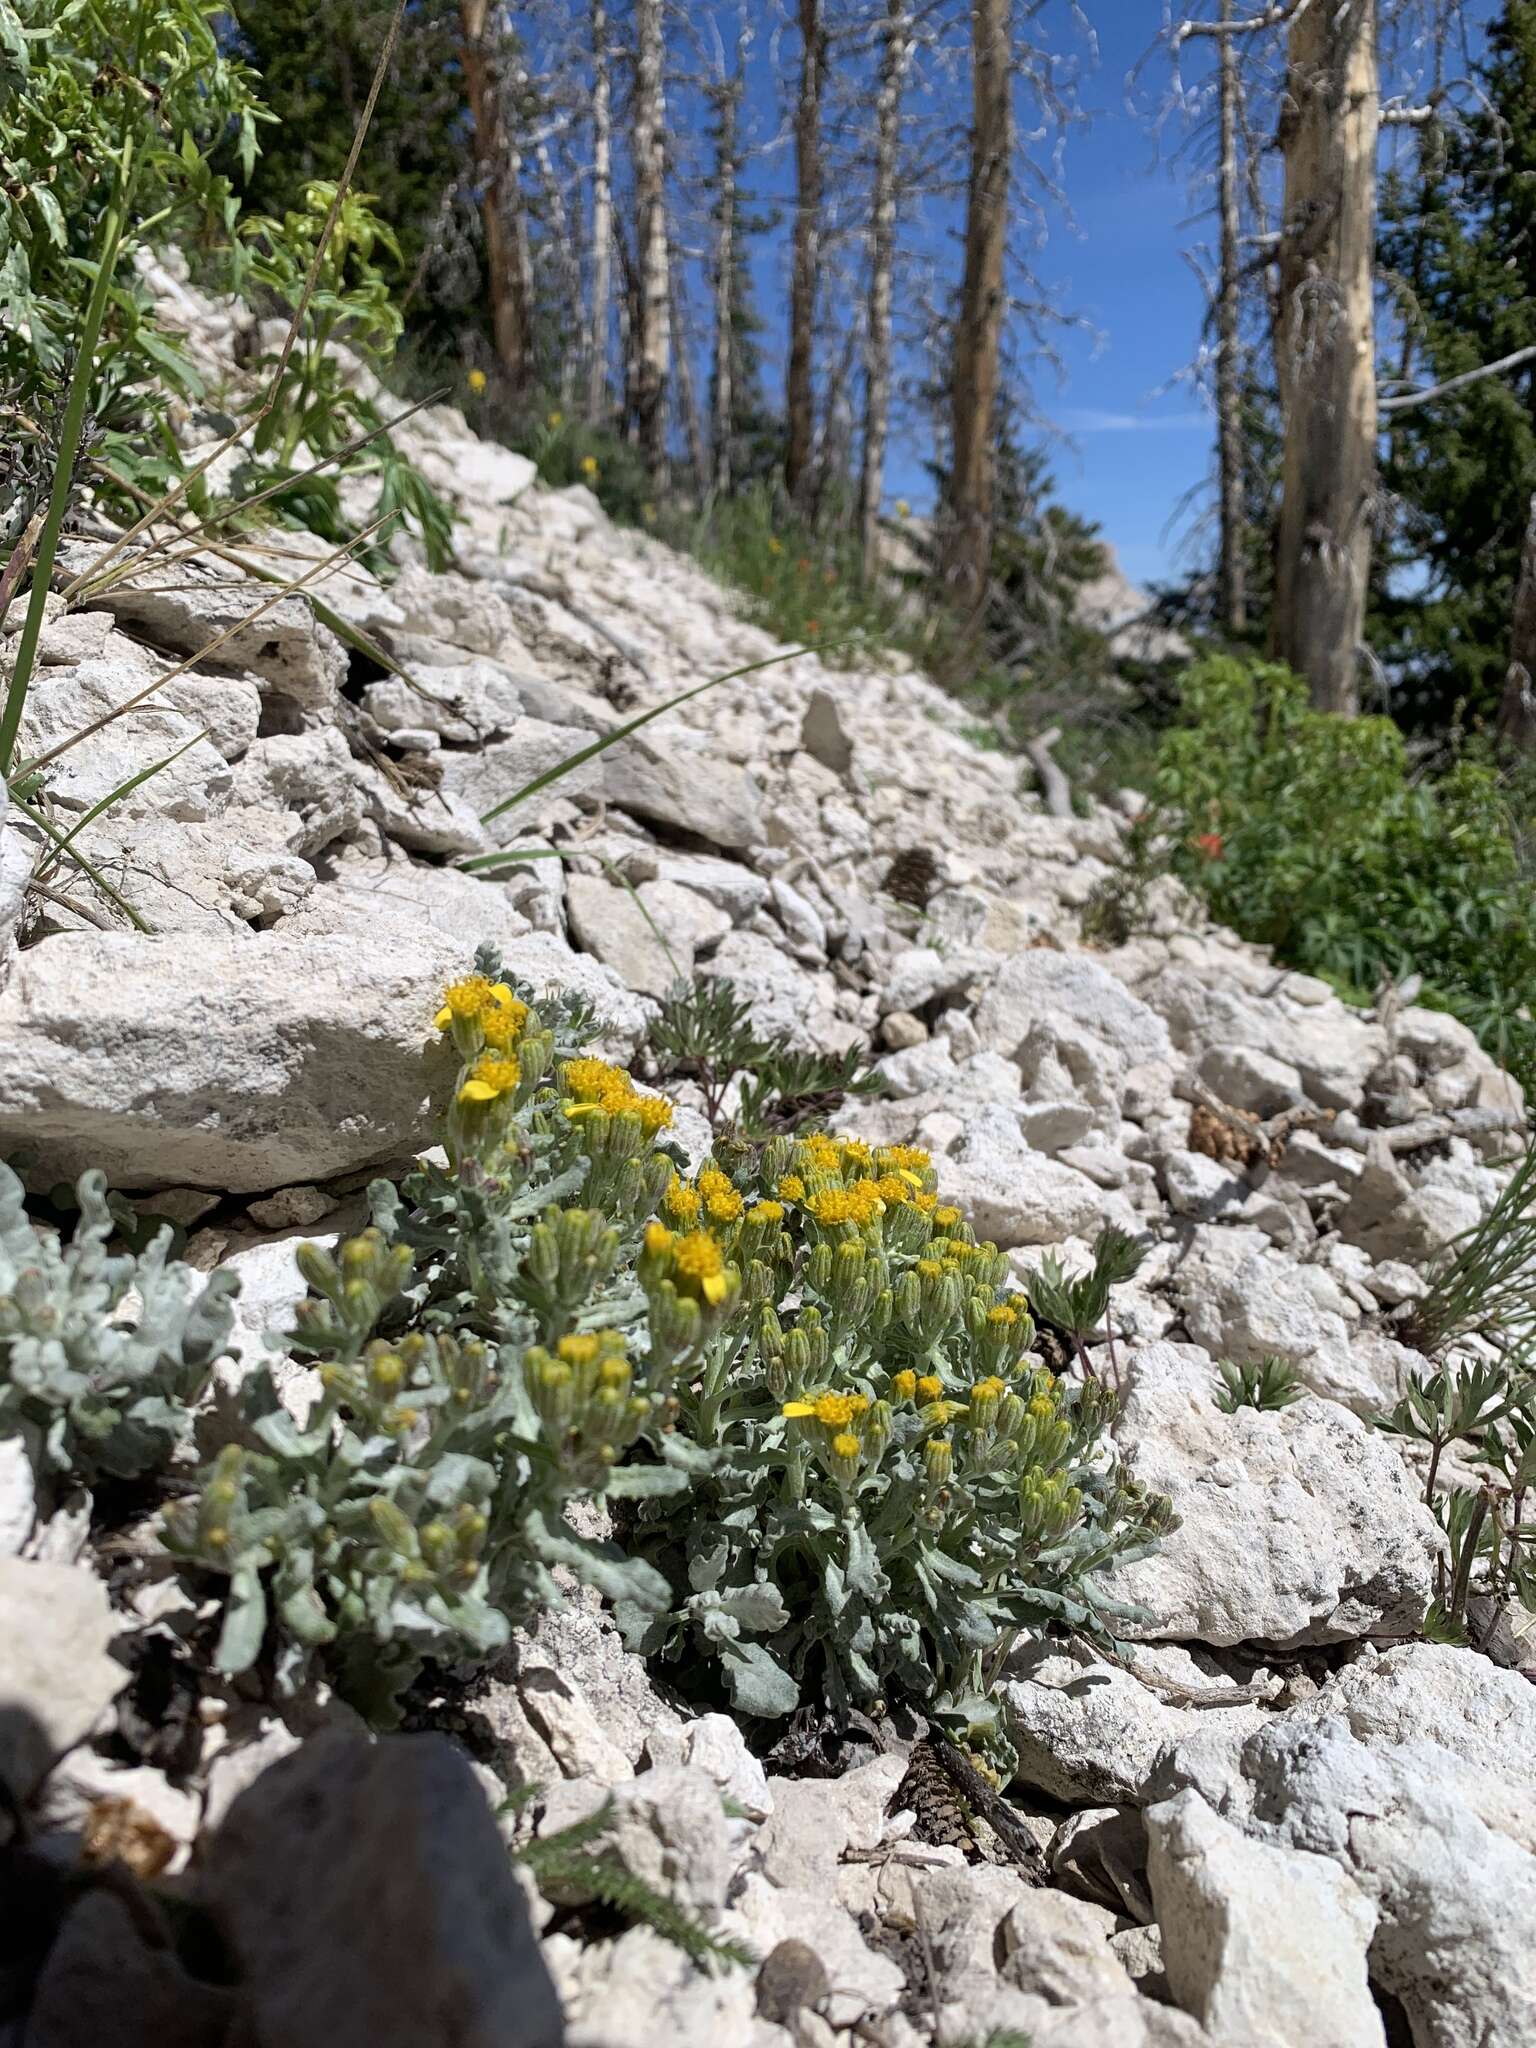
[671,263,709,497]
[531,118,582,407]
[1501,494,1536,750]
[1215,0,1247,636]
[586,0,613,423]
[461,0,531,396]
[859,0,912,585]
[784,0,826,506]
[633,0,671,483]
[710,66,742,493]
[1272,0,1379,715]
[940,0,1010,622]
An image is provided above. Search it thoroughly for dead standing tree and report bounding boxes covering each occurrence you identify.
[461,0,534,396]
[785,0,829,506]
[939,0,1011,624]
[1272,0,1380,715]
[859,0,915,583]
[633,0,672,484]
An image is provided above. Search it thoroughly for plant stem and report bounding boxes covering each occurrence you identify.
[0,136,138,775]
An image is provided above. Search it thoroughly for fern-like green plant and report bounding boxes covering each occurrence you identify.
[515,1799,755,1973]
[645,975,879,1135]
[1214,1356,1305,1414]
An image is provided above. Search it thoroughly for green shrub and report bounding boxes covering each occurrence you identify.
[1376,1356,1536,1631]
[1153,656,1536,1090]
[0,0,266,516]
[0,0,450,561]
[0,1162,236,1483]
[162,949,1167,1742]
[621,1138,1169,1749]
[643,976,880,1134]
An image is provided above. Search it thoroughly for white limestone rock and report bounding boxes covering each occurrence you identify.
[1146,1787,1384,2048]
[1109,1342,1440,1649]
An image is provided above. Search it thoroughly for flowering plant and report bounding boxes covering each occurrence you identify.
[165,948,1168,1738]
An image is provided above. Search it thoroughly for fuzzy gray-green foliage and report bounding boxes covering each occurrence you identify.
[0,1162,236,1483]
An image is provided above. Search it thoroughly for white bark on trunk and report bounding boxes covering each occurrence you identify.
[1273,0,1379,714]
[859,0,912,585]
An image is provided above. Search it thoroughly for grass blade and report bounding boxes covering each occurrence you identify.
[13,795,152,933]
[33,728,212,884]
[477,643,815,828]
[8,515,394,789]
[0,135,138,774]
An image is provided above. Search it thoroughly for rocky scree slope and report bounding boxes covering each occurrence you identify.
[0,262,1533,2047]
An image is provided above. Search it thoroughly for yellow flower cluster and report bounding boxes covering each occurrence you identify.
[560,1056,674,1134]
[783,1390,872,1428]
[642,1221,732,1305]
[697,1166,744,1224]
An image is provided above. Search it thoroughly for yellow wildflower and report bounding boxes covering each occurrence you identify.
[435,975,518,1032]
[805,1182,884,1228]
[747,1200,785,1225]
[580,454,600,479]
[557,1333,602,1367]
[895,498,911,519]
[800,1133,843,1174]
[988,1305,1018,1326]
[831,1431,861,1459]
[891,1368,918,1401]
[630,1091,674,1133]
[768,536,784,556]
[672,1229,730,1305]
[877,1144,931,1176]
[562,1055,629,1104]
[698,1166,744,1224]
[663,1177,702,1225]
[777,1174,806,1203]
[467,367,487,394]
[916,1373,944,1402]
[548,409,564,428]
[933,1206,963,1230]
[457,1054,521,1106]
[1028,1393,1056,1421]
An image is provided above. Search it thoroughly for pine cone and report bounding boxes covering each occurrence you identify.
[882,846,940,909]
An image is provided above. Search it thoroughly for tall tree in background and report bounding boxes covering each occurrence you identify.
[461,0,534,394]
[1377,0,1536,733]
[941,0,1011,621]
[784,0,827,504]
[633,0,672,481]
[1214,0,1247,635]
[707,19,748,492]
[858,0,913,582]
[1272,0,1379,713]
[586,0,614,422]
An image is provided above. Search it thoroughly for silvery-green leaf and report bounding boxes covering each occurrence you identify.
[720,1639,800,1718]
[719,1582,789,1634]
[215,1565,268,1675]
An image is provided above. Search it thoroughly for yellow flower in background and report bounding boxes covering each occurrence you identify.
[580,454,600,480]
[642,501,657,523]
[895,498,911,518]
[768,537,784,556]
[548,409,564,427]
[467,368,487,394]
